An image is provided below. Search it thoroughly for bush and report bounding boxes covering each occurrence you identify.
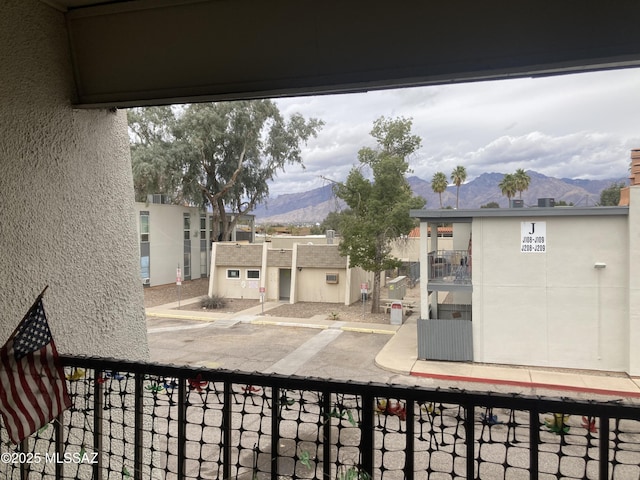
[201,295,227,310]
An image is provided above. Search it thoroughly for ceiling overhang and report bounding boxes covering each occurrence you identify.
[62,0,640,108]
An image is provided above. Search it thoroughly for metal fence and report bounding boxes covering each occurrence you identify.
[2,356,640,480]
[427,251,471,285]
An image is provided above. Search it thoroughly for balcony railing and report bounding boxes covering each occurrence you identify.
[2,356,640,479]
[428,250,471,285]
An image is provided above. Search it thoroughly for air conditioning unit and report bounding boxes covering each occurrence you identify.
[537,198,555,207]
[142,278,151,286]
[326,273,339,284]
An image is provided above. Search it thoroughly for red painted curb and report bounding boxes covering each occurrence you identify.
[411,371,640,398]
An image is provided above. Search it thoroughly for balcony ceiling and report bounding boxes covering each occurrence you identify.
[48,0,640,108]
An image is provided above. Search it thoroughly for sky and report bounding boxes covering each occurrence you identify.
[268,68,640,198]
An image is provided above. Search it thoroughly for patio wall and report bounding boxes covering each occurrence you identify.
[0,1,149,360]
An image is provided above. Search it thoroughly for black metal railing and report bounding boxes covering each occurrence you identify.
[2,356,640,479]
[427,251,471,285]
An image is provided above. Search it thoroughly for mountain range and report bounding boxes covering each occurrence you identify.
[254,171,626,224]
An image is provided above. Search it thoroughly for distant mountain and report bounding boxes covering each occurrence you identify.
[253,171,627,224]
[253,185,346,224]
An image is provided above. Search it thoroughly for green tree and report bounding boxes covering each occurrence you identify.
[128,106,180,201]
[450,166,467,209]
[128,101,323,242]
[513,168,531,199]
[320,210,351,234]
[598,181,625,206]
[480,201,500,208]
[499,173,517,205]
[431,172,448,208]
[334,117,425,313]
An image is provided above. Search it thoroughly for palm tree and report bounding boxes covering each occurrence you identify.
[431,171,448,208]
[499,173,517,206]
[450,166,467,209]
[513,168,531,199]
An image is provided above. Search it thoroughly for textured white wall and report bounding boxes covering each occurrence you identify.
[472,215,628,372]
[0,1,149,360]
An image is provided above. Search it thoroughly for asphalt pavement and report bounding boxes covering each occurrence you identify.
[146,296,640,403]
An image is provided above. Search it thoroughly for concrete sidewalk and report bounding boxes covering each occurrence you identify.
[377,317,640,400]
[146,299,640,400]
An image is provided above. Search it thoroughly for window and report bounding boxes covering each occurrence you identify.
[227,269,240,279]
[140,211,149,242]
[200,216,207,238]
[326,273,339,284]
[183,213,191,240]
[246,269,260,279]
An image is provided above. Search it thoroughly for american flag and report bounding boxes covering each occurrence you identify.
[0,295,71,444]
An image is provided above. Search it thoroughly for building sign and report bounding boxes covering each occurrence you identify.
[521,221,546,253]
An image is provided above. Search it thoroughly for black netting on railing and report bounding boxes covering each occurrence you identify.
[1,358,640,479]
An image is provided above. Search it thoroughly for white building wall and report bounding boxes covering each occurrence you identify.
[295,269,346,303]
[472,215,628,372]
[628,187,640,375]
[346,265,374,306]
[211,267,262,299]
[134,203,204,286]
[0,1,148,359]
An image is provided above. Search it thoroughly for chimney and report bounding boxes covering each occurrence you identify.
[631,149,640,186]
[619,149,640,206]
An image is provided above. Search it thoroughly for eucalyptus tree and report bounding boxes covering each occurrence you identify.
[514,168,531,199]
[129,101,323,241]
[431,171,448,208]
[499,173,517,205]
[334,116,425,313]
[450,165,467,209]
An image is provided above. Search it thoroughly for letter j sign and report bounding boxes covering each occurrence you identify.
[520,221,547,253]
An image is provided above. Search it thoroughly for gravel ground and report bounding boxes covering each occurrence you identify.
[143,278,211,307]
[143,277,421,324]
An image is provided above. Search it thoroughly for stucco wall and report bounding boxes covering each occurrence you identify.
[472,214,628,372]
[295,269,345,303]
[212,267,262,299]
[0,1,148,360]
[628,187,640,375]
[346,266,373,306]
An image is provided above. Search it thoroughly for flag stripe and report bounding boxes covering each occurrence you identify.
[0,298,70,444]
[0,342,29,443]
[25,351,52,428]
[0,343,25,442]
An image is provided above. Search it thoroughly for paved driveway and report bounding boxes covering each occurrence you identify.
[147,315,426,387]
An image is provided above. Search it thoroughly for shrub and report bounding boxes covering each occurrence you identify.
[201,295,227,310]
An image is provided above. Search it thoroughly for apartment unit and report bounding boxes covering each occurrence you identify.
[134,200,255,286]
[411,183,640,375]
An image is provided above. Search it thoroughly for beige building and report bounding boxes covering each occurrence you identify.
[209,243,370,305]
[411,184,640,375]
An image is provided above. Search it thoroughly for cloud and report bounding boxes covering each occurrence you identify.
[268,68,640,197]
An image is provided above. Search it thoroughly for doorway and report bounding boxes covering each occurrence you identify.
[279,269,291,301]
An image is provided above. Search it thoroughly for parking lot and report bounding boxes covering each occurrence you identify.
[147,315,423,387]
